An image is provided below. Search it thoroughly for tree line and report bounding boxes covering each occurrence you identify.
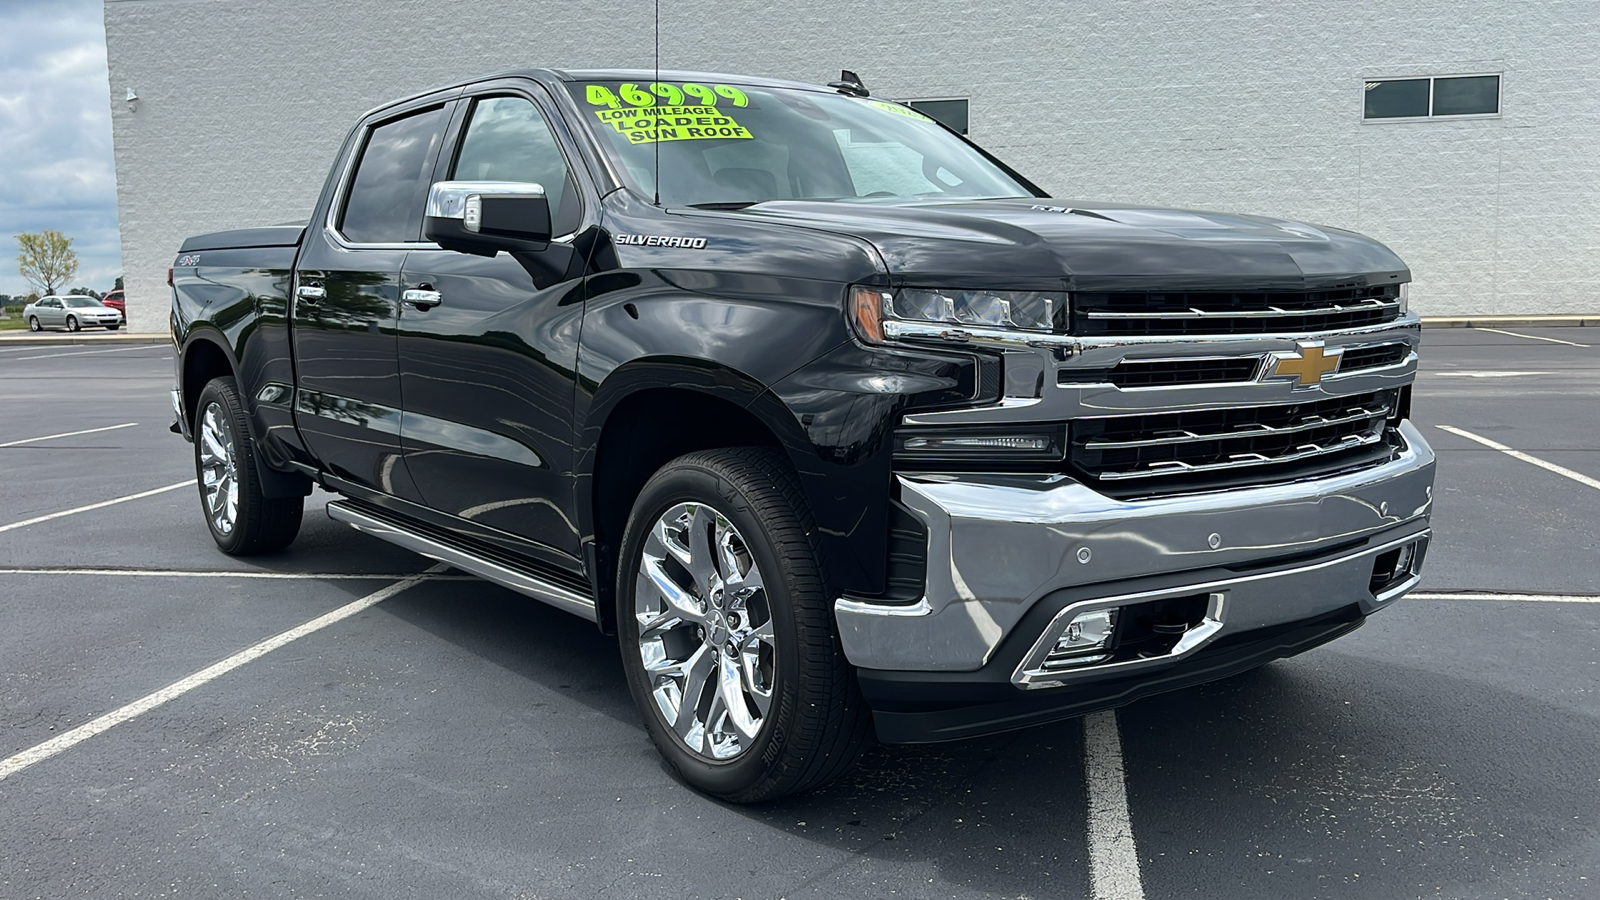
[3,229,121,313]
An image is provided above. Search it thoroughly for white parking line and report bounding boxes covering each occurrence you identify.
[1428,371,1551,378]
[1436,425,1600,492]
[0,422,139,448]
[15,344,166,360]
[1084,710,1146,900]
[0,480,195,534]
[0,565,444,783]
[1473,327,1590,348]
[1410,591,1600,603]
[0,566,471,580]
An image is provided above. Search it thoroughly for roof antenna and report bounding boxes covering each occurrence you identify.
[653,0,661,206]
[829,69,869,97]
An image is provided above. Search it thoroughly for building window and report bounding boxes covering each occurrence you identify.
[906,98,969,134]
[1364,75,1500,120]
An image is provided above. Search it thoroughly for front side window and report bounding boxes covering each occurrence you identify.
[339,106,448,243]
[1365,74,1500,120]
[567,80,1031,207]
[451,95,579,234]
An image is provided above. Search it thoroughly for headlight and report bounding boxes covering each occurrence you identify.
[851,286,1067,344]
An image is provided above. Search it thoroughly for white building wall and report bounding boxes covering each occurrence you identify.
[105,0,1600,334]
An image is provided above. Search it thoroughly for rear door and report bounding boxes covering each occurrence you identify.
[291,100,453,497]
[395,84,592,558]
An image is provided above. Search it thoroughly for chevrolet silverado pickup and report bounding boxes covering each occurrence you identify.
[169,68,1435,801]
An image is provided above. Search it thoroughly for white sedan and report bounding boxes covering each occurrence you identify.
[24,295,123,331]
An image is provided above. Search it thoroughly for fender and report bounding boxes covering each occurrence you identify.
[574,355,796,536]
[177,327,311,500]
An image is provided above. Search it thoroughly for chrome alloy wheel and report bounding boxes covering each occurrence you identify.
[198,401,239,535]
[635,503,776,761]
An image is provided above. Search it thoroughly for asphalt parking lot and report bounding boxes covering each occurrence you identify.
[0,328,1595,900]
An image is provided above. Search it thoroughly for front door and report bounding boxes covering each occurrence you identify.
[396,91,589,557]
[291,102,451,498]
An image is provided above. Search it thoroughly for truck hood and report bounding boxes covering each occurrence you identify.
[740,198,1408,291]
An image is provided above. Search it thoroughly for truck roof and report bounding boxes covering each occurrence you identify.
[368,68,835,118]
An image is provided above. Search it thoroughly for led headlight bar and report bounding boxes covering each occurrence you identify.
[893,425,1065,463]
[851,286,1068,344]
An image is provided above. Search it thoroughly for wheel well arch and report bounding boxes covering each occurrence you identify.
[180,334,236,430]
[587,385,788,632]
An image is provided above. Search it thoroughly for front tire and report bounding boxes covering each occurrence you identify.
[193,376,303,555]
[105,323,120,331]
[617,447,871,802]
[65,315,79,332]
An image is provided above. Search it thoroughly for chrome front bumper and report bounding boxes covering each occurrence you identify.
[835,419,1435,674]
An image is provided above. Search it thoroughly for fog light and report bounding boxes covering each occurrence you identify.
[1370,537,1427,596]
[1390,542,1417,580]
[1042,608,1118,670]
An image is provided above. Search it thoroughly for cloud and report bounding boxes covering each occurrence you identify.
[0,0,122,298]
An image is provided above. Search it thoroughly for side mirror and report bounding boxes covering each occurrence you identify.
[424,181,552,256]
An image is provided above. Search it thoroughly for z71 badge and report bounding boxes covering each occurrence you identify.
[614,234,708,249]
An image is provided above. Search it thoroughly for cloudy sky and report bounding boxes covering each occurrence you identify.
[0,0,120,298]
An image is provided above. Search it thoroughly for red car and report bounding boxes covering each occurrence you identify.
[101,289,125,321]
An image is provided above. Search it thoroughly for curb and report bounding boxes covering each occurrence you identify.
[1420,315,1597,328]
[0,333,169,347]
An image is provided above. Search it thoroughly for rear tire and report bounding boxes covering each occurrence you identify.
[616,447,871,802]
[27,317,40,332]
[193,376,303,555]
[66,315,79,332]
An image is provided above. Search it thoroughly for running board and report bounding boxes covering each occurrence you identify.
[326,501,597,622]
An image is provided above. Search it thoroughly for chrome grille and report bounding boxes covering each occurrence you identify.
[1072,285,1402,336]
[1106,357,1260,388]
[1338,342,1410,373]
[1071,389,1400,493]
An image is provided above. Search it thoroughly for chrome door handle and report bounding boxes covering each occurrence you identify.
[296,283,326,303]
[402,287,442,310]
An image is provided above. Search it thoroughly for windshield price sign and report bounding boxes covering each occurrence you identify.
[585,82,754,144]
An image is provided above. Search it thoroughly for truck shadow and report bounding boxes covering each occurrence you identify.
[372,577,1598,899]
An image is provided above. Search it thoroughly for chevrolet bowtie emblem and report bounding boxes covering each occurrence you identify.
[1268,342,1343,386]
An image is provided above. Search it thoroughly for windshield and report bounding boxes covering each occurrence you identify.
[567,80,1033,207]
[64,297,102,308]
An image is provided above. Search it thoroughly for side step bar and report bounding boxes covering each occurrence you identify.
[326,500,598,622]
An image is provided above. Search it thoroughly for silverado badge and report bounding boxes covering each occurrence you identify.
[1267,341,1343,387]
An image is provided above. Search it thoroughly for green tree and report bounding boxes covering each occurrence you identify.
[68,286,102,300]
[113,275,124,291]
[16,229,79,296]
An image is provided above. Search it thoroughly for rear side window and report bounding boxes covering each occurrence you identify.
[452,96,580,235]
[339,106,448,243]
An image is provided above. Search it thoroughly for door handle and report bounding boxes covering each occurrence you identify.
[296,282,326,303]
[403,285,442,310]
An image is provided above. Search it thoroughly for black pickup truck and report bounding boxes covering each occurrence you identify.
[170,68,1435,801]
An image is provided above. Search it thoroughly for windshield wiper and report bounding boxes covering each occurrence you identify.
[686,201,760,210]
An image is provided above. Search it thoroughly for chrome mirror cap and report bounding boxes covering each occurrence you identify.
[425,181,547,234]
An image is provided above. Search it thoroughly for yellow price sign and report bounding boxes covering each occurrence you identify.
[594,106,753,144]
[585,82,750,109]
[867,100,933,121]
